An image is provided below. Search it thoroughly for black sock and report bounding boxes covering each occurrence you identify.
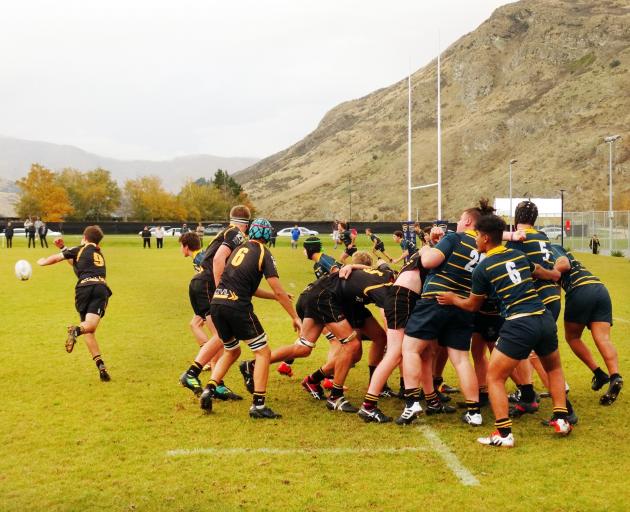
[466,400,480,415]
[520,384,535,403]
[363,393,378,410]
[93,355,104,369]
[552,406,568,420]
[330,383,344,400]
[310,368,326,383]
[425,391,440,408]
[188,361,203,377]
[74,326,83,337]
[593,367,609,380]
[253,391,266,407]
[285,359,295,365]
[610,373,621,380]
[368,365,376,381]
[399,377,405,390]
[495,418,512,437]
[433,376,443,390]
[206,379,218,391]
[566,397,574,416]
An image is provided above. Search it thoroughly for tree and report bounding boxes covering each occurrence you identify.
[212,169,243,198]
[178,180,230,221]
[16,164,73,221]
[123,176,185,221]
[82,168,121,220]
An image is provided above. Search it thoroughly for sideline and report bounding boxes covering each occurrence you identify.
[418,426,480,487]
[166,446,429,457]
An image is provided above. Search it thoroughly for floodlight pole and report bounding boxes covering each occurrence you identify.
[407,70,412,220]
[560,189,565,247]
[509,159,517,229]
[604,135,621,253]
[437,37,442,220]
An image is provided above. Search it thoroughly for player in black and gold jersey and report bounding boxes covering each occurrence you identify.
[438,215,572,447]
[200,218,301,419]
[398,201,496,426]
[366,228,393,262]
[338,221,357,262]
[178,206,250,398]
[37,226,113,382]
[551,244,623,405]
[505,201,564,417]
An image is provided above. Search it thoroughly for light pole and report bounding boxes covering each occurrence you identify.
[604,135,621,253]
[508,159,517,229]
[560,189,565,247]
[348,176,352,224]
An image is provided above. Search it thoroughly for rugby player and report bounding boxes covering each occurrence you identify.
[178,205,250,399]
[200,218,301,419]
[338,221,357,263]
[366,228,393,262]
[551,244,623,405]
[437,214,572,447]
[37,226,113,382]
[391,230,418,264]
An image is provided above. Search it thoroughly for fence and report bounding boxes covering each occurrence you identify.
[534,211,630,255]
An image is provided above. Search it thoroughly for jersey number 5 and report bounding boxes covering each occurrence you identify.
[231,247,249,267]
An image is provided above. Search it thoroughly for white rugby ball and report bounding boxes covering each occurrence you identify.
[15,260,32,281]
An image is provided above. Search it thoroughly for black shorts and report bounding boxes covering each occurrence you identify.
[189,279,215,318]
[545,299,561,322]
[374,242,385,252]
[209,303,266,350]
[75,284,111,321]
[405,298,473,351]
[344,304,373,329]
[385,286,420,329]
[343,246,357,257]
[300,282,345,324]
[565,284,613,326]
[473,313,504,342]
[495,310,558,360]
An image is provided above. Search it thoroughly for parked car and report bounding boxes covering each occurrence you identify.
[277,227,319,237]
[137,226,172,236]
[1,227,61,237]
[540,226,564,240]
[164,227,182,237]
[204,224,225,236]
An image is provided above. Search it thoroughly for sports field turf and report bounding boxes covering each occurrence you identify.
[1,234,629,511]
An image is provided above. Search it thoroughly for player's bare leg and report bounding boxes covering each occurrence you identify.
[190,315,208,347]
[396,335,433,424]
[67,313,110,382]
[448,347,481,423]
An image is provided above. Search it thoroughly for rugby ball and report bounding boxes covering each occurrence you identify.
[15,260,32,281]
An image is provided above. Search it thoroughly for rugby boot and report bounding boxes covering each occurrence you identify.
[65,325,79,353]
[600,375,623,405]
[477,431,515,448]
[301,376,325,400]
[249,405,282,419]
[591,372,610,391]
[358,406,392,424]
[326,396,359,413]
[541,411,578,426]
[239,360,255,394]
[214,382,243,401]
[548,418,572,436]
[199,385,214,411]
[395,401,423,425]
[462,411,483,426]
[277,361,293,377]
[179,371,203,396]
[509,400,539,418]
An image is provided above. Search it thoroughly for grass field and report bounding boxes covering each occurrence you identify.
[1,233,629,511]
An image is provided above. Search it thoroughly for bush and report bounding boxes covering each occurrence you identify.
[611,250,624,257]
[610,59,621,68]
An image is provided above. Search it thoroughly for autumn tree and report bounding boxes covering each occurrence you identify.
[123,176,185,221]
[16,164,73,221]
[58,168,121,220]
[178,180,230,221]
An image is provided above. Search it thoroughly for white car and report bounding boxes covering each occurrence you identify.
[1,227,61,237]
[277,227,319,237]
[138,226,172,236]
[540,226,564,240]
[164,228,182,237]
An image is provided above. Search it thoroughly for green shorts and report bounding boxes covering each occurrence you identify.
[495,310,558,360]
[565,284,613,327]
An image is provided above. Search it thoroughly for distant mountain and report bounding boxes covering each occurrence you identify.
[0,136,258,191]
[235,0,629,221]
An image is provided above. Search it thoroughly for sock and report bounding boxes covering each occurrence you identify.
[495,418,512,437]
[404,387,422,407]
[310,368,326,383]
[593,367,609,380]
[285,359,295,365]
[363,393,379,410]
[74,326,83,337]
[565,397,574,416]
[433,376,443,390]
[520,384,536,403]
[479,387,489,403]
[253,391,266,408]
[206,379,218,391]
[93,355,104,369]
[552,406,568,420]
[466,400,480,415]
[399,377,405,390]
[188,361,203,377]
[368,365,376,381]
[425,391,440,408]
[330,383,344,400]
[610,373,621,380]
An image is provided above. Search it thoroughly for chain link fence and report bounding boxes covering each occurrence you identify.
[534,211,630,255]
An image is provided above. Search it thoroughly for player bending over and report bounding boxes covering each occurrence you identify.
[37,226,112,382]
[366,228,393,262]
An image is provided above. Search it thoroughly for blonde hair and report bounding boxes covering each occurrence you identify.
[352,251,373,266]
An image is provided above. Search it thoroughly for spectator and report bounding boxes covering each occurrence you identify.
[39,221,49,248]
[290,224,300,249]
[5,222,14,248]
[181,223,189,233]
[25,217,36,248]
[332,220,340,249]
[196,222,205,247]
[589,234,601,255]
[141,226,151,248]
[269,226,277,248]
[155,225,165,249]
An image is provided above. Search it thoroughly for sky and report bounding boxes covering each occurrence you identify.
[0,0,514,161]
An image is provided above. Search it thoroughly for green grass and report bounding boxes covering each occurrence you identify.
[1,235,629,511]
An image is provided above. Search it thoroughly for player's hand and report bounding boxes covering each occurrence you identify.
[36,257,46,266]
[53,238,65,249]
[430,226,444,244]
[287,293,295,301]
[338,265,354,279]
[513,229,526,241]
[292,317,302,333]
[436,292,455,306]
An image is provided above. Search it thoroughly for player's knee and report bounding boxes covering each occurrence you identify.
[223,338,240,351]
[246,333,268,352]
[338,330,357,345]
[295,337,314,356]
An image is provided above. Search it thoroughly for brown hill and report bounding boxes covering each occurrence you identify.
[236,0,630,221]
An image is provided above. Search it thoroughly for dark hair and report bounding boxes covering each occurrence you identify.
[464,198,495,227]
[476,215,506,245]
[393,230,403,238]
[514,200,538,225]
[303,236,322,258]
[83,225,104,244]
[338,222,347,230]
[179,232,201,251]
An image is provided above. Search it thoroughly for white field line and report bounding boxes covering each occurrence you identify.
[166,446,429,457]
[418,426,480,487]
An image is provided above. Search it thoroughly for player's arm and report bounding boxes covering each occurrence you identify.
[532,263,561,282]
[502,230,526,242]
[37,253,65,266]
[254,287,277,300]
[392,248,409,264]
[419,243,445,269]
[553,255,570,274]
[266,276,302,332]
[437,292,484,312]
[338,263,371,279]
[212,245,232,286]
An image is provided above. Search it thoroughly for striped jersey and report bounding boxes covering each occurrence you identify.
[505,228,560,307]
[313,253,341,279]
[550,244,602,294]
[331,267,394,309]
[471,246,545,320]
[422,230,483,299]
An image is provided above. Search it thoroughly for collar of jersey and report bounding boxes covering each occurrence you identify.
[464,229,478,236]
[192,249,202,259]
[314,253,323,262]
[523,227,538,233]
[486,245,508,257]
